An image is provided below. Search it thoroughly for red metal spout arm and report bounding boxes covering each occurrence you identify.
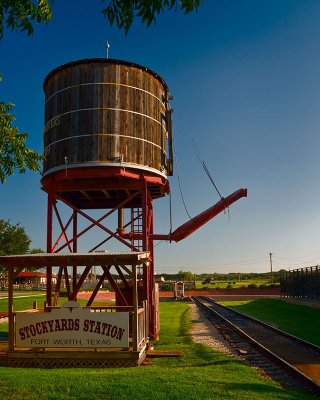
[152,188,247,243]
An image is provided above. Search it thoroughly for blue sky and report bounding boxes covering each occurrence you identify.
[2,0,320,274]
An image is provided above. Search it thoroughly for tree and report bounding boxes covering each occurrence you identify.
[177,270,194,282]
[0,220,44,273]
[29,248,44,254]
[1,1,201,39]
[0,0,52,39]
[27,247,45,271]
[0,101,43,183]
[1,1,50,183]
[0,219,31,256]
[0,1,51,183]
[102,0,202,34]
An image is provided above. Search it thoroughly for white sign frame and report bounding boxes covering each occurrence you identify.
[15,302,129,348]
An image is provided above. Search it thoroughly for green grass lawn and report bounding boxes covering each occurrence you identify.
[0,301,316,399]
[222,299,320,346]
[194,279,279,289]
[0,294,112,313]
[0,293,46,311]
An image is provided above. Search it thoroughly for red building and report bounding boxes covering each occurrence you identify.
[14,272,57,285]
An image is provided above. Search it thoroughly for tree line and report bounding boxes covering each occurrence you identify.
[159,270,285,283]
[0,219,43,272]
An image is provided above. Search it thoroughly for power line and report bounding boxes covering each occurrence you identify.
[273,250,320,260]
[156,256,269,272]
[189,135,224,200]
[172,133,192,220]
[188,256,268,267]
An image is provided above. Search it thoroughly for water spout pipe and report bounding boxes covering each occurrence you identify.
[167,188,247,242]
[118,188,247,243]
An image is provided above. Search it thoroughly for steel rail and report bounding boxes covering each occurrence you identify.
[193,296,320,396]
[202,296,320,353]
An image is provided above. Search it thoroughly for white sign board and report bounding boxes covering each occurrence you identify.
[15,302,129,348]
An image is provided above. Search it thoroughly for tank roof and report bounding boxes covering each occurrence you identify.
[44,58,169,91]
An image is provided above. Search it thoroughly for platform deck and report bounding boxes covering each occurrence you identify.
[0,342,147,368]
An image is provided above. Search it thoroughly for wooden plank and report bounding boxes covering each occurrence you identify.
[7,348,145,359]
[0,252,150,268]
[132,265,138,352]
[8,266,14,351]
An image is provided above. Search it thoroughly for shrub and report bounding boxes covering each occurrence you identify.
[159,283,174,291]
[259,284,266,289]
[247,283,257,289]
[266,283,280,288]
[102,283,114,291]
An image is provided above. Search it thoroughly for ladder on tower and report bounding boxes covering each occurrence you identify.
[131,208,143,277]
[131,208,143,250]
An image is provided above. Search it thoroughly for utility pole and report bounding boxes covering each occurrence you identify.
[269,252,273,284]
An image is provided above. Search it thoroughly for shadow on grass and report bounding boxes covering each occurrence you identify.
[188,342,317,399]
[230,298,274,313]
[179,308,192,345]
[215,381,316,400]
[182,359,243,368]
[181,343,243,368]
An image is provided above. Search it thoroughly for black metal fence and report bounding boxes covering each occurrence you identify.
[281,266,320,300]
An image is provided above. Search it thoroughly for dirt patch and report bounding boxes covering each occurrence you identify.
[77,291,115,301]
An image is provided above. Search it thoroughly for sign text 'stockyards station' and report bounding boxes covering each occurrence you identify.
[16,302,129,348]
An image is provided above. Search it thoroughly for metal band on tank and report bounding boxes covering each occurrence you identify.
[44,107,167,133]
[44,133,167,154]
[42,162,168,180]
[45,82,165,107]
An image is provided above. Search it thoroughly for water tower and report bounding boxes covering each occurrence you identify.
[41,58,247,339]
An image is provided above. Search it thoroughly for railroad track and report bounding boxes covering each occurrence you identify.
[192,296,320,396]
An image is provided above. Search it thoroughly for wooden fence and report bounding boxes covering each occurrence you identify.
[280,266,320,300]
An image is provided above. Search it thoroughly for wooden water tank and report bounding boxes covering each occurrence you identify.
[43,59,173,178]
